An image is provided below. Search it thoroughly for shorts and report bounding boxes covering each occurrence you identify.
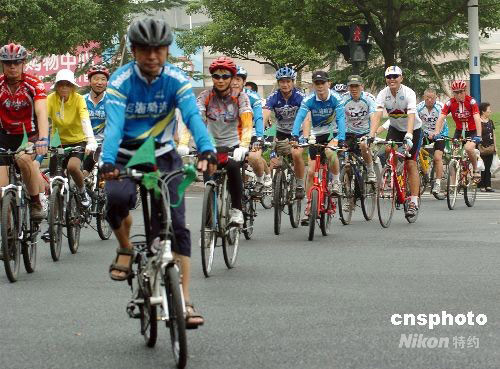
[276,131,292,141]
[454,130,477,140]
[308,133,331,160]
[82,146,101,172]
[49,141,85,176]
[345,132,366,155]
[422,136,445,152]
[0,132,38,165]
[386,126,422,160]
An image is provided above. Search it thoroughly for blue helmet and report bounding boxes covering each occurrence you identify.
[236,66,248,79]
[275,66,296,81]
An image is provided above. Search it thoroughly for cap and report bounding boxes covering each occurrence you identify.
[312,70,329,82]
[347,75,363,86]
[384,66,402,77]
[52,69,80,89]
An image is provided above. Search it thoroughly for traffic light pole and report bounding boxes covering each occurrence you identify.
[352,62,360,75]
[468,0,481,102]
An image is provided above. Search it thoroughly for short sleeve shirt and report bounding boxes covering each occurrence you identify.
[417,100,448,136]
[441,96,479,131]
[375,84,422,132]
[264,88,305,135]
[342,91,376,134]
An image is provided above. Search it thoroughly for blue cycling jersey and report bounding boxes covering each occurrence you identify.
[417,101,449,137]
[84,92,107,141]
[342,91,376,135]
[102,62,214,164]
[244,87,263,137]
[264,88,305,135]
[292,90,346,140]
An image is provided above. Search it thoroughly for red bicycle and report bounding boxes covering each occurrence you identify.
[302,143,340,241]
[376,139,420,228]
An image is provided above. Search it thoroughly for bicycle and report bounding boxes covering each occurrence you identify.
[121,166,193,369]
[300,143,339,241]
[271,140,301,235]
[0,146,41,282]
[417,143,433,196]
[85,162,112,240]
[375,139,420,228]
[338,138,377,225]
[200,149,241,277]
[444,136,478,210]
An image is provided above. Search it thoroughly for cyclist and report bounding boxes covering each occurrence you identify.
[417,88,448,194]
[333,83,348,94]
[263,66,306,198]
[431,80,482,181]
[231,65,272,193]
[292,71,346,224]
[100,17,216,328]
[47,69,97,207]
[244,81,258,93]
[342,75,377,183]
[368,66,423,218]
[82,65,110,177]
[0,43,49,220]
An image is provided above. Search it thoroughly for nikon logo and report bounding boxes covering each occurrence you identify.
[399,334,449,348]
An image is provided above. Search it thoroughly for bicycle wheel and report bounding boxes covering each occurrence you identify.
[22,204,37,273]
[320,194,335,236]
[96,191,112,240]
[48,185,64,261]
[132,185,142,209]
[464,162,477,207]
[139,293,158,348]
[308,189,319,241]
[288,174,301,228]
[260,185,273,209]
[446,160,459,210]
[1,192,20,282]
[201,184,216,277]
[222,178,239,269]
[273,171,283,235]
[338,167,354,225]
[66,191,81,254]
[361,169,376,221]
[243,194,254,240]
[418,160,428,195]
[377,167,395,228]
[166,266,188,369]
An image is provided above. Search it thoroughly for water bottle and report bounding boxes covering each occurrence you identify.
[270,151,277,159]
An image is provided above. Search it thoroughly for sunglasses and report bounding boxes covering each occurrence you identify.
[453,90,465,94]
[2,60,23,66]
[212,74,232,80]
[385,74,400,80]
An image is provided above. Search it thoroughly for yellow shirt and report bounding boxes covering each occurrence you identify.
[47,91,90,144]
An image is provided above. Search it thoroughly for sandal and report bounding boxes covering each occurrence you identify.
[109,247,134,281]
[185,302,204,329]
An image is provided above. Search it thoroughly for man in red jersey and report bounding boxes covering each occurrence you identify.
[432,80,482,180]
[0,43,49,220]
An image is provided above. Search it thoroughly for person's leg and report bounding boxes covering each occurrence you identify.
[0,166,8,189]
[67,156,85,189]
[432,148,444,193]
[15,153,39,197]
[226,159,243,211]
[248,149,264,178]
[465,141,478,171]
[483,154,493,188]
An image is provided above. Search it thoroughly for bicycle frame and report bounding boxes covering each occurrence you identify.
[307,144,336,216]
[386,143,409,205]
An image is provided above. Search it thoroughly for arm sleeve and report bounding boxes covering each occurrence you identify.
[238,93,253,147]
[79,96,95,141]
[441,101,451,115]
[292,100,310,137]
[101,86,128,164]
[335,100,346,141]
[252,97,264,138]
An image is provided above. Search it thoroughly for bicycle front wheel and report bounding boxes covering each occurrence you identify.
[96,192,112,240]
[361,169,376,221]
[339,167,354,225]
[464,162,477,207]
[222,178,239,269]
[243,193,255,240]
[139,296,158,347]
[166,266,188,369]
[377,167,395,228]
[288,174,301,228]
[200,184,216,277]
[308,189,319,241]
[446,160,459,210]
[48,186,64,261]
[22,206,37,273]
[273,171,283,235]
[1,192,20,282]
[320,194,335,236]
[66,191,81,254]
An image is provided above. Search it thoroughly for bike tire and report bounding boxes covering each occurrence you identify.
[139,297,158,348]
[418,159,428,196]
[464,162,477,207]
[339,167,354,225]
[1,192,20,282]
[446,160,459,210]
[273,171,283,235]
[96,192,112,240]
[200,184,216,277]
[288,174,301,228]
[222,177,239,269]
[308,189,319,241]
[166,266,188,369]
[22,203,37,273]
[320,194,335,236]
[132,185,142,209]
[66,191,81,254]
[361,169,376,221]
[377,167,395,228]
[243,194,254,240]
[48,186,64,261]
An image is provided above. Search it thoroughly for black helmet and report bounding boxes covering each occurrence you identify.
[127,17,173,47]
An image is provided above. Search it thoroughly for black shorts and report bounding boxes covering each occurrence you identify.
[82,146,101,172]
[422,136,445,152]
[386,126,423,160]
[308,134,331,160]
[0,132,38,165]
[345,133,365,155]
[276,131,292,141]
[454,130,477,140]
[48,141,85,176]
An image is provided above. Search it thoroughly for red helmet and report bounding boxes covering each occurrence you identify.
[451,80,466,91]
[209,56,237,76]
[87,65,110,79]
[0,43,27,61]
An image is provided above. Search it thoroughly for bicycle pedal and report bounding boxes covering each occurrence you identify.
[126,302,141,319]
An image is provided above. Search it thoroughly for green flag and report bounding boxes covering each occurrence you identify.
[125,136,156,168]
[18,126,28,150]
[141,170,162,198]
[172,164,197,208]
[264,123,276,137]
[51,128,62,148]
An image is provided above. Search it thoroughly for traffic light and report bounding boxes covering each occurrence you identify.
[336,24,372,63]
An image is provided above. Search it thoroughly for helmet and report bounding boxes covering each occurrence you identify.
[236,66,248,79]
[275,67,296,80]
[0,43,28,61]
[334,84,348,93]
[87,65,110,79]
[209,56,237,76]
[127,17,173,47]
[451,80,467,91]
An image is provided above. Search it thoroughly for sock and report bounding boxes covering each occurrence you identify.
[435,178,441,185]
[256,175,264,183]
[39,192,46,202]
[367,162,374,170]
[333,173,340,182]
[410,195,419,205]
[79,186,86,194]
[30,194,40,204]
[297,178,305,187]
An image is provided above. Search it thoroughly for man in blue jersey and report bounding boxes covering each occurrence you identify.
[83,65,109,176]
[263,67,306,198]
[292,71,346,224]
[231,66,272,192]
[100,17,216,328]
[417,88,448,195]
[342,75,377,183]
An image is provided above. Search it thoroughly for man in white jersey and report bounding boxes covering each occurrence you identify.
[416,88,449,195]
[342,75,377,183]
[368,66,423,218]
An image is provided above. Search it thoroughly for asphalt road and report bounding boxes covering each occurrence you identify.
[1,190,500,369]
